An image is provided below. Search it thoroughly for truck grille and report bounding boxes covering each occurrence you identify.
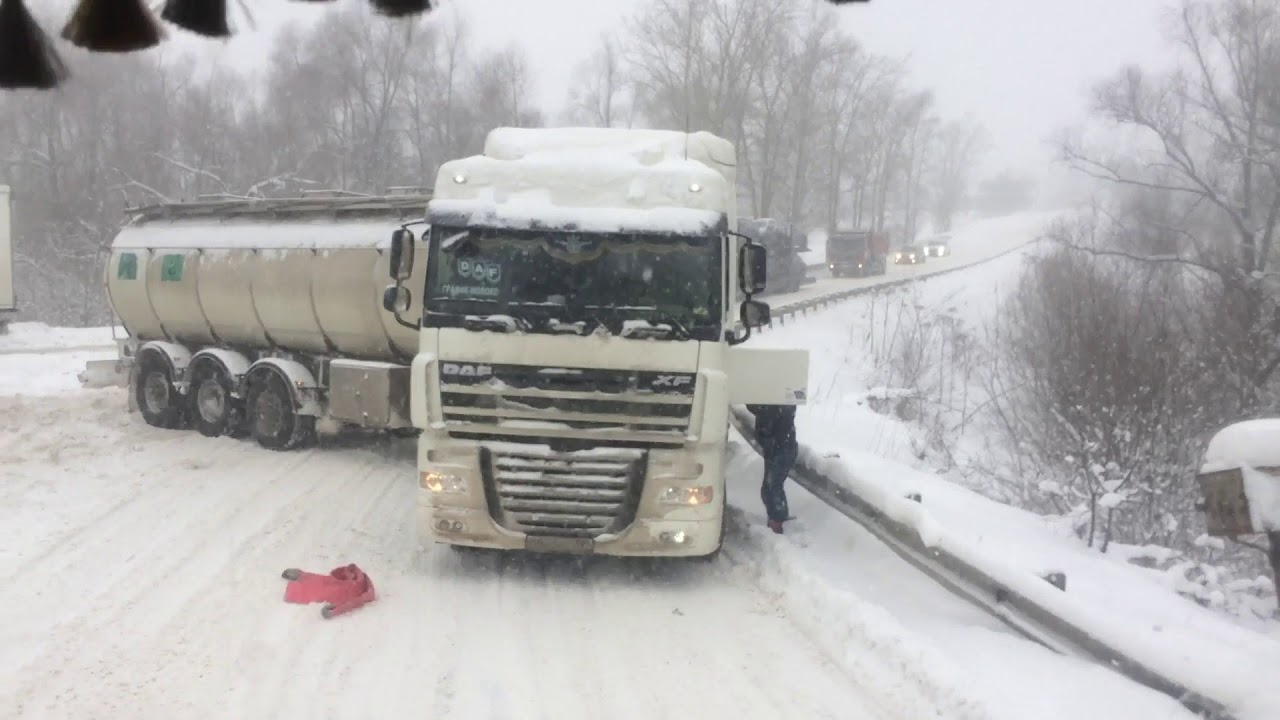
[439,361,696,448]
[482,447,646,538]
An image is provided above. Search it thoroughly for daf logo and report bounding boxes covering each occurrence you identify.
[441,362,493,377]
[653,374,693,388]
[555,235,591,254]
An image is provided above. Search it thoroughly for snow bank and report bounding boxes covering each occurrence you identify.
[0,322,118,351]
[0,348,115,396]
[112,219,409,250]
[724,444,1203,720]
[741,208,1280,719]
[720,490,997,720]
[795,444,1280,720]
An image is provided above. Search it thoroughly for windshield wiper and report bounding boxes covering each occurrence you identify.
[462,314,528,333]
[619,311,692,341]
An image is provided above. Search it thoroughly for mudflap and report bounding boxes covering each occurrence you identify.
[79,359,129,390]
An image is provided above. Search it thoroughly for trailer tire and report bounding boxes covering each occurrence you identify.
[188,362,244,438]
[136,353,187,430]
[246,370,315,451]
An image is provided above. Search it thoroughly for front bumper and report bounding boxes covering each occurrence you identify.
[416,439,727,558]
[419,504,723,557]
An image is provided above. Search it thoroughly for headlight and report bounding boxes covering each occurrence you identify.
[421,471,468,494]
[659,485,715,506]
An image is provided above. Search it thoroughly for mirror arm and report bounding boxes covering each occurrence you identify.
[383,284,421,331]
[391,307,420,331]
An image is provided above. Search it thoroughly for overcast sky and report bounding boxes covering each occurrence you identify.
[130,0,1181,178]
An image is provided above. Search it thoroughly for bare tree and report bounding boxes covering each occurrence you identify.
[931,119,989,232]
[564,33,633,128]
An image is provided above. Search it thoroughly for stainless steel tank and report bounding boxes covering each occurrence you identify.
[104,195,429,362]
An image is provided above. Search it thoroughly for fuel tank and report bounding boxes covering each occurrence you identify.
[104,195,429,362]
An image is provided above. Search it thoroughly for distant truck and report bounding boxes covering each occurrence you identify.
[1,185,13,333]
[740,217,811,295]
[826,229,889,278]
[921,233,951,258]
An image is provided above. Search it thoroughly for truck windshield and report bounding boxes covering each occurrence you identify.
[828,234,868,256]
[423,225,722,341]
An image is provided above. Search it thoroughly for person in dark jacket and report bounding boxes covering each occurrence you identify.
[747,404,798,534]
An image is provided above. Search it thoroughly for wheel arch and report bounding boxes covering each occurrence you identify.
[137,341,193,391]
[189,349,252,398]
[246,358,322,416]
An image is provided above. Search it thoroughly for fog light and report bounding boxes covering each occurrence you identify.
[659,530,689,544]
[435,518,466,533]
[659,485,714,506]
[422,471,467,493]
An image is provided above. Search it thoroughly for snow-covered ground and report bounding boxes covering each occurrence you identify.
[0,321,119,355]
[3,383,896,720]
[747,228,1280,720]
[7,209,1275,719]
[3,326,1216,720]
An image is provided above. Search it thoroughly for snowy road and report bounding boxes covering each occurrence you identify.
[8,208,1191,720]
[3,389,895,720]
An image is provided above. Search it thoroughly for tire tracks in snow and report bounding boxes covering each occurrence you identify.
[9,438,406,718]
[11,394,896,719]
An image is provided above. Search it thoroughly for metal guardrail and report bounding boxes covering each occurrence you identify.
[729,407,1236,720]
[763,239,1044,331]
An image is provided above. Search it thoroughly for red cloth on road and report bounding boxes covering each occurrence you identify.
[281,564,376,619]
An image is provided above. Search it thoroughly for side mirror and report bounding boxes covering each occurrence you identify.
[382,284,412,314]
[388,228,415,281]
[738,242,768,295]
[742,299,771,328]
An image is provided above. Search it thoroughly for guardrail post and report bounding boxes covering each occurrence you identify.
[1043,572,1067,591]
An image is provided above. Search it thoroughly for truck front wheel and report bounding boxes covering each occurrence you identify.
[188,362,245,438]
[246,370,315,451]
[136,354,187,430]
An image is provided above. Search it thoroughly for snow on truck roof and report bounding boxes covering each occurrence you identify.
[431,127,737,234]
[483,127,736,168]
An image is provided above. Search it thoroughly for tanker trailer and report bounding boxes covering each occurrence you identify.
[103,193,431,450]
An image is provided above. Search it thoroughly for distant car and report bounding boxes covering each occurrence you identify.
[893,245,925,265]
[921,233,950,257]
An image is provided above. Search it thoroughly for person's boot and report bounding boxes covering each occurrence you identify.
[767,519,784,534]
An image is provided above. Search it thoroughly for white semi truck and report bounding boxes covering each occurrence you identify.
[1,185,14,332]
[382,127,809,558]
[99,127,809,559]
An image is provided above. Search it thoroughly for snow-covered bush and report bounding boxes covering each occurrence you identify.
[973,206,1280,616]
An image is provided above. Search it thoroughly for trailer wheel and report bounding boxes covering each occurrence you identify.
[246,370,315,451]
[136,353,187,430]
[188,362,244,438]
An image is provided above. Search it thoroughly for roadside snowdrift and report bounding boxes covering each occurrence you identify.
[747,238,1280,720]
